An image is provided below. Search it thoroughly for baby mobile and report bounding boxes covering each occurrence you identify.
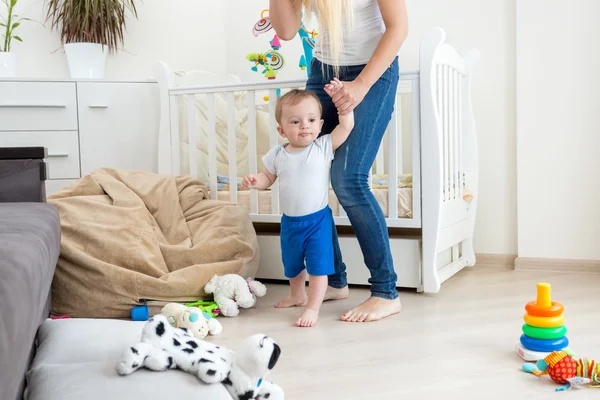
[247,9,317,81]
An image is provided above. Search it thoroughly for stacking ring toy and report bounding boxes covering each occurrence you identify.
[522,324,567,340]
[525,301,564,317]
[519,334,568,352]
[523,313,565,328]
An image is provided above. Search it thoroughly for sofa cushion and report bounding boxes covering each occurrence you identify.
[0,203,60,400]
[25,318,231,400]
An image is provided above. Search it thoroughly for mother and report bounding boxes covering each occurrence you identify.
[269,0,409,322]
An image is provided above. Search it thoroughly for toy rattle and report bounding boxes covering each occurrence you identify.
[522,349,600,391]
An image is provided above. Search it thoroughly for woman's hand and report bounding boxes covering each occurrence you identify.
[325,77,370,115]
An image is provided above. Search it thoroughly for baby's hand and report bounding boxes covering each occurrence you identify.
[242,174,258,189]
[324,78,343,98]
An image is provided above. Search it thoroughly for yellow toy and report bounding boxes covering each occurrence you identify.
[516,283,569,361]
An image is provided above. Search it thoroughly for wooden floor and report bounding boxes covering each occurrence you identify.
[211,266,600,399]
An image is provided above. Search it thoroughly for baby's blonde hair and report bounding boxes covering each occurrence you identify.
[275,89,322,124]
[300,0,354,76]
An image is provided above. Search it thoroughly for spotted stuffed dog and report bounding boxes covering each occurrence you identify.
[116,315,284,400]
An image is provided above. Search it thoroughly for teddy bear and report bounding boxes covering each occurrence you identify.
[160,303,222,340]
[204,274,267,317]
[116,314,284,399]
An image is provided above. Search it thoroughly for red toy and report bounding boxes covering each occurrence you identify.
[522,349,600,391]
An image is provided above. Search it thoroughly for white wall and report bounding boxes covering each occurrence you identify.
[516,0,600,260]
[11,0,226,80]
[7,0,518,257]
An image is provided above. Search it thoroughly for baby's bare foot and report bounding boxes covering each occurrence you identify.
[323,286,349,301]
[274,294,308,308]
[341,297,401,322]
[296,308,319,327]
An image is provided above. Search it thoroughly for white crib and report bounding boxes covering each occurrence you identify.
[153,27,480,293]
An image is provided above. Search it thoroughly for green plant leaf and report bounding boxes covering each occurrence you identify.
[13,35,21,42]
[11,22,19,29]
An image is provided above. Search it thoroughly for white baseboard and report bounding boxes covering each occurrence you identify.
[514,257,600,274]
[475,253,517,269]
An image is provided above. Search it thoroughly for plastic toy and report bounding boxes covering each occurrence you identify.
[522,349,600,391]
[516,283,569,361]
[130,304,149,321]
[249,9,317,78]
[184,299,221,318]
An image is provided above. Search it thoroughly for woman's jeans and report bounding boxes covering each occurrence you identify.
[306,56,400,300]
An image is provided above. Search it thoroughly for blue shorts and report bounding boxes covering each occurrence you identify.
[280,206,334,278]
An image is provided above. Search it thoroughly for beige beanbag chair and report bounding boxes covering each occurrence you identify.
[48,168,259,319]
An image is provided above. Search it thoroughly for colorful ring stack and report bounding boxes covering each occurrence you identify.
[516,283,569,361]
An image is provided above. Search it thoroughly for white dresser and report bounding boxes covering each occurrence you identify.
[0,78,160,195]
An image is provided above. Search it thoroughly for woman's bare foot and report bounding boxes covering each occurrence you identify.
[274,294,308,308]
[296,308,319,327]
[341,297,401,322]
[323,285,349,301]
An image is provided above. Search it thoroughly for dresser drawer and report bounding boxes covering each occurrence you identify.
[0,82,78,131]
[0,131,80,179]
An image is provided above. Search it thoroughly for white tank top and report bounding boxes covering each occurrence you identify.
[312,0,385,66]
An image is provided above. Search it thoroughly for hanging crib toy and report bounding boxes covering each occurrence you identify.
[247,9,317,80]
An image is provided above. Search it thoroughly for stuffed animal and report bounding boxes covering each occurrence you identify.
[204,274,267,317]
[522,349,600,390]
[161,303,222,340]
[116,315,284,400]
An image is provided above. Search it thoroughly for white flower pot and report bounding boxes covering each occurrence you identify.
[0,52,17,78]
[64,43,107,79]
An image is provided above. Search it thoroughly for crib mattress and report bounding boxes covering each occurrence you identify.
[215,187,413,219]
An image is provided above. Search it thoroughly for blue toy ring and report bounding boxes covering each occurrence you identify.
[519,334,569,352]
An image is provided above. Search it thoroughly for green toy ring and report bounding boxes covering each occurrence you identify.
[522,324,567,340]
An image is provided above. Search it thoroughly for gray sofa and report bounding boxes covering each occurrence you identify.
[0,148,232,400]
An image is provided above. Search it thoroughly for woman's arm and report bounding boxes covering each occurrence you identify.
[269,0,303,41]
[356,0,409,88]
[330,0,408,114]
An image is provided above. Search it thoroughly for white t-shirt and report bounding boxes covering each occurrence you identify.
[312,0,386,66]
[262,135,334,217]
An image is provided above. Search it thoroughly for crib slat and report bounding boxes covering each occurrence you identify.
[436,66,444,201]
[186,95,197,178]
[268,89,279,214]
[411,77,422,225]
[247,91,259,214]
[443,65,450,202]
[227,92,238,203]
[397,95,403,174]
[458,74,464,198]
[207,93,218,200]
[388,92,399,219]
[449,68,455,200]
[376,141,385,174]
[169,96,181,175]
[454,69,460,200]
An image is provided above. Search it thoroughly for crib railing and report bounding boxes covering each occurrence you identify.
[167,73,422,228]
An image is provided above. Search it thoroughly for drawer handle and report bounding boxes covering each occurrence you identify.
[88,105,108,108]
[0,103,67,108]
[47,151,69,158]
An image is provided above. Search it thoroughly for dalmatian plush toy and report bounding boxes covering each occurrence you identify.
[116,314,284,400]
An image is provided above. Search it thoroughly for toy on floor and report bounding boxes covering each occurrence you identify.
[204,274,267,317]
[184,299,221,317]
[522,349,600,391]
[116,315,284,400]
[161,303,222,340]
[516,282,569,361]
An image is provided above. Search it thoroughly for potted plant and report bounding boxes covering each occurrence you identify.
[45,0,138,79]
[1,0,30,77]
